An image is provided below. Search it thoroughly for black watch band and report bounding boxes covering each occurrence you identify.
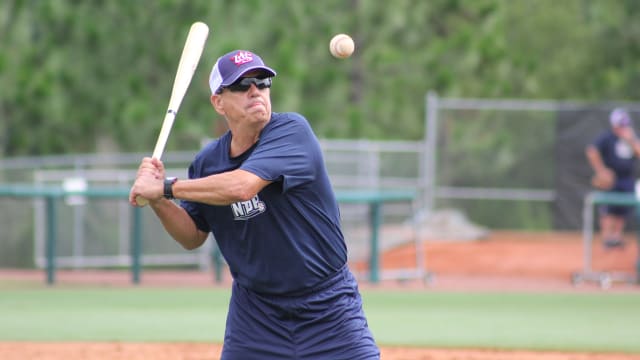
[163,177,178,199]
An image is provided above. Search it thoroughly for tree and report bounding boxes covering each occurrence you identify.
[1,0,639,156]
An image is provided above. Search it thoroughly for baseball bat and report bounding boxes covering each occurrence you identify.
[135,22,209,206]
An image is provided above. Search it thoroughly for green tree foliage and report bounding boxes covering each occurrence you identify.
[0,0,638,156]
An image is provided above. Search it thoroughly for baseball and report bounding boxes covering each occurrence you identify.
[329,34,355,59]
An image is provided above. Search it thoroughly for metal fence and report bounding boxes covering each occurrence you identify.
[6,93,640,270]
[424,92,640,230]
[0,140,423,270]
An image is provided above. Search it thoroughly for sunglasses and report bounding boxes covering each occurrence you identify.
[219,77,272,93]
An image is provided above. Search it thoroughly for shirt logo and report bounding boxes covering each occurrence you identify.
[231,51,254,66]
[231,195,266,220]
[615,139,633,159]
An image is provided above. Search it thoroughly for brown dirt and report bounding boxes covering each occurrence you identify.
[2,230,640,359]
[1,342,640,360]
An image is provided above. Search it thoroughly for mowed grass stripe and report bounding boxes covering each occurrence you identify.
[362,291,640,353]
[0,288,230,342]
[1,287,639,353]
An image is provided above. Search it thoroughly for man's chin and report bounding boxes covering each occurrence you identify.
[249,108,270,120]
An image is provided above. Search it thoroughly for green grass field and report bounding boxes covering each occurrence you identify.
[1,286,639,354]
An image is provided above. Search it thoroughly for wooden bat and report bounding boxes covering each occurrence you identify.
[136,22,209,206]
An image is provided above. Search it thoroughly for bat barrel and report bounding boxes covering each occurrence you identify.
[134,21,209,208]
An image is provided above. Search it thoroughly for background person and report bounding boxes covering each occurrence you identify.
[585,108,640,249]
[129,49,380,359]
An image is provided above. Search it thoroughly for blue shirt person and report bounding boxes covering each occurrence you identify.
[585,108,640,249]
[129,50,379,359]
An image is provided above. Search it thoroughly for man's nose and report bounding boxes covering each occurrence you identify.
[246,83,260,95]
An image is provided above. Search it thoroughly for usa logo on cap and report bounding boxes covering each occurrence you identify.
[231,51,254,66]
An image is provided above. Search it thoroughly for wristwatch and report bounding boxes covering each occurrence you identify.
[163,177,178,199]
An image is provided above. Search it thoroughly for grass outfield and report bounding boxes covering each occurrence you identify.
[1,287,639,353]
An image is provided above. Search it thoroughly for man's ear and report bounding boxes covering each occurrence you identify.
[211,94,225,116]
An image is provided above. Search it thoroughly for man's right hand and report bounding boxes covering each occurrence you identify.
[591,168,615,190]
[129,157,166,206]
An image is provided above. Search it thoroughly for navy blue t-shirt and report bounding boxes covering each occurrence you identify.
[180,112,347,295]
[593,130,637,191]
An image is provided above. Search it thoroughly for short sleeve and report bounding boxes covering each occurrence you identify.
[241,113,321,192]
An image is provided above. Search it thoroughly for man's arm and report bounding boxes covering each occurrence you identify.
[152,169,270,249]
[586,145,615,190]
[129,157,271,249]
[172,169,272,205]
[130,158,271,206]
[149,199,209,250]
[585,145,608,173]
[618,127,640,157]
[630,140,640,157]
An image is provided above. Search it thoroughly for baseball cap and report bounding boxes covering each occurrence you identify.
[209,50,276,94]
[610,108,631,127]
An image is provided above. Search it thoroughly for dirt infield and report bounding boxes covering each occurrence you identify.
[2,231,640,359]
[2,342,640,360]
[383,230,639,290]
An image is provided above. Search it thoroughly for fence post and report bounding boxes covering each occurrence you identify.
[45,196,57,285]
[368,202,381,283]
[130,206,142,284]
[423,91,439,214]
[212,244,223,284]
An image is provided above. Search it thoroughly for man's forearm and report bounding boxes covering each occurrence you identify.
[629,138,640,157]
[585,146,607,172]
[150,198,207,250]
[172,169,270,206]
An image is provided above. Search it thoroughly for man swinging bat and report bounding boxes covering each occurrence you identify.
[129,49,380,359]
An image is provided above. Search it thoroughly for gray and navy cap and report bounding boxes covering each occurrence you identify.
[610,108,631,127]
[209,50,277,94]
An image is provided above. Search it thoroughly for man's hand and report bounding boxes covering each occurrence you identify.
[129,157,166,206]
[591,168,615,190]
[618,126,637,143]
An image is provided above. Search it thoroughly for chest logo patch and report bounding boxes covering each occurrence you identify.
[615,140,633,159]
[230,195,266,220]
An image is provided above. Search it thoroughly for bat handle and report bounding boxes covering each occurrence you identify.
[135,195,149,207]
[135,111,175,208]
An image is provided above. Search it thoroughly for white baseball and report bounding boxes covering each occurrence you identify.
[330,34,355,59]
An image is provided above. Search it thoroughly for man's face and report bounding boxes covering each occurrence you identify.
[613,124,633,139]
[211,70,272,126]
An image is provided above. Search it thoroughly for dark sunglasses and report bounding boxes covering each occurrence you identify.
[219,77,272,93]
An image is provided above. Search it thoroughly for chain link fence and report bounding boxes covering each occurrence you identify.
[424,93,640,230]
[6,94,640,270]
[0,141,422,269]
